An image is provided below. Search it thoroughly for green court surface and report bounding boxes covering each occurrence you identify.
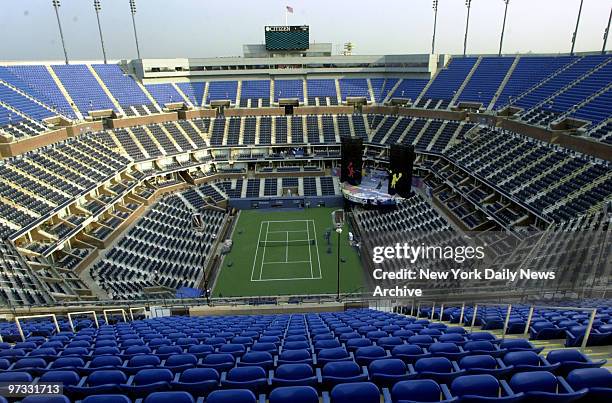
[213,207,365,297]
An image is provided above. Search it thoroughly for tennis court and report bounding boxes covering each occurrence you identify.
[251,219,322,281]
[213,207,365,298]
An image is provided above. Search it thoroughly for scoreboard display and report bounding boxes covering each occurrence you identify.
[265,26,309,51]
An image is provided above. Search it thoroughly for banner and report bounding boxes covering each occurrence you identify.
[388,144,414,197]
[340,137,363,185]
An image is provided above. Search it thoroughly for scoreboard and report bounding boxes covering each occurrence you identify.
[265,26,309,51]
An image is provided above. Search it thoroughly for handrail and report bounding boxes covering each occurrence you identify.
[67,310,99,333]
[129,307,147,321]
[103,309,127,324]
[15,314,60,342]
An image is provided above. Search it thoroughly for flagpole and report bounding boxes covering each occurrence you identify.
[285,8,288,26]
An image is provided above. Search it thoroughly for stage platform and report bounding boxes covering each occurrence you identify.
[340,169,402,206]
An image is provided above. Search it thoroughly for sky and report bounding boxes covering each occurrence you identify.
[0,0,610,62]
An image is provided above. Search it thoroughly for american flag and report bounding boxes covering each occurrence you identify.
[286,5,294,13]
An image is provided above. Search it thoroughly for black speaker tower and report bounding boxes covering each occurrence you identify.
[340,137,363,185]
[388,144,415,198]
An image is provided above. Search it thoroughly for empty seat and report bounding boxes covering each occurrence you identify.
[272,363,318,387]
[369,358,415,387]
[450,374,521,401]
[269,386,319,403]
[171,367,220,397]
[143,391,194,403]
[330,381,380,403]
[546,349,606,375]
[566,367,612,402]
[238,351,274,370]
[206,389,257,403]
[122,368,173,398]
[387,379,456,403]
[509,371,587,402]
[222,366,268,393]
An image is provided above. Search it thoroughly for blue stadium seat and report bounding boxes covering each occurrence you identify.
[546,349,606,375]
[386,379,458,403]
[121,368,173,398]
[221,366,268,393]
[414,357,466,383]
[21,396,71,403]
[369,358,415,387]
[269,385,319,403]
[143,391,195,403]
[206,389,257,403]
[566,368,612,402]
[330,381,380,403]
[321,361,368,388]
[272,363,318,388]
[82,395,132,403]
[238,351,275,370]
[171,367,220,396]
[450,374,523,402]
[509,371,588,402]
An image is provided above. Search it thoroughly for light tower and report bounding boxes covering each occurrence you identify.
[463,0,473,57]
[603,7,612,54]
[499,0,510,56]
[432,0,439,54]
[570,0,584,55]
[94,0,108,64]
[51,0,69,64]
[129,0,142,59]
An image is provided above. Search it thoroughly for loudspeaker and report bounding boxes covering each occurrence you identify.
[341,137,363,185]
[388,144,415,198]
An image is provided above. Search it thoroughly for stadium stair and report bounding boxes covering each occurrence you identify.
[426,121,448,151]
[172,83,194,108]
[269,79,275,105]
[201,82,210,108]
[236,80,242,107]
[41,65,84,120]
[334,78,342,105]
[315,177,322,196]
[450,56,483,107]
[367,78,376,103]
[411,120,431,146]
[488,56,521,110]
[382,79,403,104]
[238,117,247,144]
[124,127,151,159]
[317,115,328,144]
[332,115,341,142]
[302,79,308,105]
[415,71,438,106]
[87,65,126,116]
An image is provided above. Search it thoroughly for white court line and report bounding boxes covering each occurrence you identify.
[263,260,312,264]
[307,220,314,279]
[252,276,321,282]
[285,231,289,263]
[264,220,310,223]
[250,221,264,281]
[312,219,323,279]
[252,219,323,282]
[258,221,270,280]
[267,230,309,234]
[261,239,312,243]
